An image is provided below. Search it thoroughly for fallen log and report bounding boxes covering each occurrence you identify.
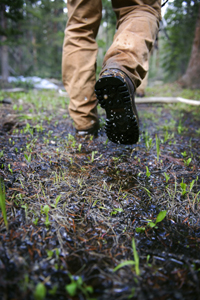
[1,88,25,93]
[135,97,200,106]
[58,90,200,106]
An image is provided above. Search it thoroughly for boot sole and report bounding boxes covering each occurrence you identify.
[95,75,139,144]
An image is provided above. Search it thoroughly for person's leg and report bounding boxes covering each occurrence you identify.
[95,0,161,144]
[103,0,161,88]
[62,0,102,132]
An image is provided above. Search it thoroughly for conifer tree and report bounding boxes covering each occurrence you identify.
[180,3,200,88]
[0,0,24,82]
[162,0,199,82]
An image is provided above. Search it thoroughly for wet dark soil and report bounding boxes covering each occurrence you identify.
[0,90,200,300]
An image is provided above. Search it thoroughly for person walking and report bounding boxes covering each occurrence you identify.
[62,0,161,144]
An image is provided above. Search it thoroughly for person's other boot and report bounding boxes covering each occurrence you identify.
[76,121,99,138]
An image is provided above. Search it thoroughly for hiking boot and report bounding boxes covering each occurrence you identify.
[95,69,139,145]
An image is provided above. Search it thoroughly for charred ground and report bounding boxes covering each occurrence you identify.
[0,84,200,300]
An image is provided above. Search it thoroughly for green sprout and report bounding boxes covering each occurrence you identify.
[24,153,32,163]
[65,274,93,298]
[136,210,167,233]
[55,195,61,208]
[146,166,151,178]
[42,205,50,227]
[33,218,39,226]
[163,130,169,142]
[91,151,97,163]
[177,120,184,134]
[113,238,140,276]
[184,157,192,166]
[156,134,160,162]
[34,282,46,300]
[8,164,13,174]
[181,151,187,157]
[190,178,197,192]
[0,178,8,230]
[164,172,170,183]
[144,131,153,150]
[78,143,82,152]
[110,208,123,215]
[180,179,187,196]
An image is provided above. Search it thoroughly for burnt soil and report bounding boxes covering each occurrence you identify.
[0,88,200,300]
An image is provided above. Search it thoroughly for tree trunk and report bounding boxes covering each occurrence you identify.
[179,4,200,89]
[0,5,9,83]
[1,41,9,82]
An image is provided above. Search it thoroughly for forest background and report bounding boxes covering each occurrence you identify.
[0,0,200,89]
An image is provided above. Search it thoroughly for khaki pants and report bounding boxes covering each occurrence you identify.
[62,0,161,130]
